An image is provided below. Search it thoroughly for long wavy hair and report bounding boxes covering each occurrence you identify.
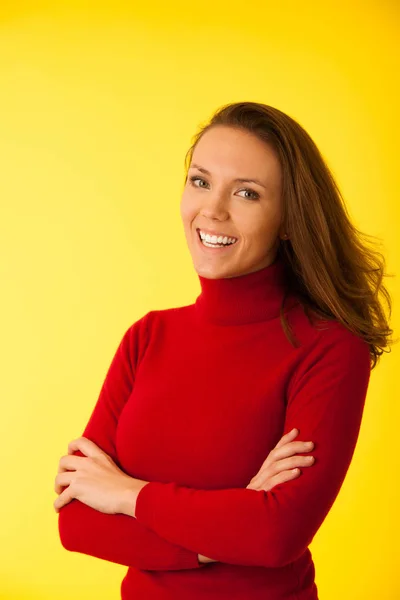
[183,101,395,370]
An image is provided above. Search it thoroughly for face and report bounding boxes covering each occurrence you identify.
[180,125,285,279]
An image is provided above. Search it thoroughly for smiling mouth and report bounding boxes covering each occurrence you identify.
[196,228,238,248]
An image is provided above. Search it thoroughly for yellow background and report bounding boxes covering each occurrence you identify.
[0,1,398,598]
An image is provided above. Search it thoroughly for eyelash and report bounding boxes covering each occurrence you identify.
[188,175,260,201]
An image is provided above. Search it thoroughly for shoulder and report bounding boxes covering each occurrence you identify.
[287,316,371,397]
[306,317,370,370]
[125,304,194,341]
[290,302,370,361]
[316,320,370,366]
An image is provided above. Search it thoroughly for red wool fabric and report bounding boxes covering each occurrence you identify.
[58,255,371,599]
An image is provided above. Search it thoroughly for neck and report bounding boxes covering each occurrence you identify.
[194,254,296,326]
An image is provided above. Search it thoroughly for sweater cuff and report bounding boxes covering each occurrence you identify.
[135,481,159,527]
[171,545,207,569]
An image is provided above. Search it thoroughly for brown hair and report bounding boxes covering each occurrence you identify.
[183,101,395,370]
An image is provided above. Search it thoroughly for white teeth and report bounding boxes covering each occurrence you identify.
[198,229,237,246]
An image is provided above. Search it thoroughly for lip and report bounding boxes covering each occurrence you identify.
[195,228,238,252]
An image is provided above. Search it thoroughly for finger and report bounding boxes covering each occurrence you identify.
[271,467,301,487]
[248,469,270,490]
[270,439,314,463]
[278,454,315,472]
[57,454,86,474]
[54,471,74,494]
[54,482,68,495]
[249,453,314,489]
[53,486,74,512]
[274,428,298,449]
[67,437,104,458]
[257,468,301,491]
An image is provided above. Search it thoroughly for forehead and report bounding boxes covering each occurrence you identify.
[191,126,281,180]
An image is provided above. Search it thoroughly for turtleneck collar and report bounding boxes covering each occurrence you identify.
[194,254,296,326]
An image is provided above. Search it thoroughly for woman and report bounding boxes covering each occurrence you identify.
[54,101,393,599]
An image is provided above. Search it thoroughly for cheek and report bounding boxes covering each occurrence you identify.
[180,193,197,224]
[237,211,280,245]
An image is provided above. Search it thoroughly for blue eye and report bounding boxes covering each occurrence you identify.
[188,175,260,201]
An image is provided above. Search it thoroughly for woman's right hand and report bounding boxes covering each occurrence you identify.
[246,428,315,491]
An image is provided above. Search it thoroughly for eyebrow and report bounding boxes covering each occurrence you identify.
[189,163,267,189]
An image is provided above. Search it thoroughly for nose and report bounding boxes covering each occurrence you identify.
[199,191,230,220]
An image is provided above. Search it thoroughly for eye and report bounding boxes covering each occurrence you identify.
[237,189,260,201]
[188,175,260,201]
[189,175,208,188]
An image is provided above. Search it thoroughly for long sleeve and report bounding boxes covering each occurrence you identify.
[134,324,371,568]
[57,312,204,571]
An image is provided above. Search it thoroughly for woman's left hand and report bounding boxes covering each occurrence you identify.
[53,437,148,515]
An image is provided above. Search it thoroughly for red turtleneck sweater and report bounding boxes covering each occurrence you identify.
[57,256,371,599]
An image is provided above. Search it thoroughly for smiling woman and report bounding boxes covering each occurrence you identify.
[181,124,286,281]
[56,101,394,600]
[181,102,393,363]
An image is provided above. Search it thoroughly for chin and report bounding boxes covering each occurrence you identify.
[193,261,236,279]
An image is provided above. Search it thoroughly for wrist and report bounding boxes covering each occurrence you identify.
[120,477,149,517]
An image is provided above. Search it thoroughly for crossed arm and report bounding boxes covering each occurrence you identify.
[57,315,371,570]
